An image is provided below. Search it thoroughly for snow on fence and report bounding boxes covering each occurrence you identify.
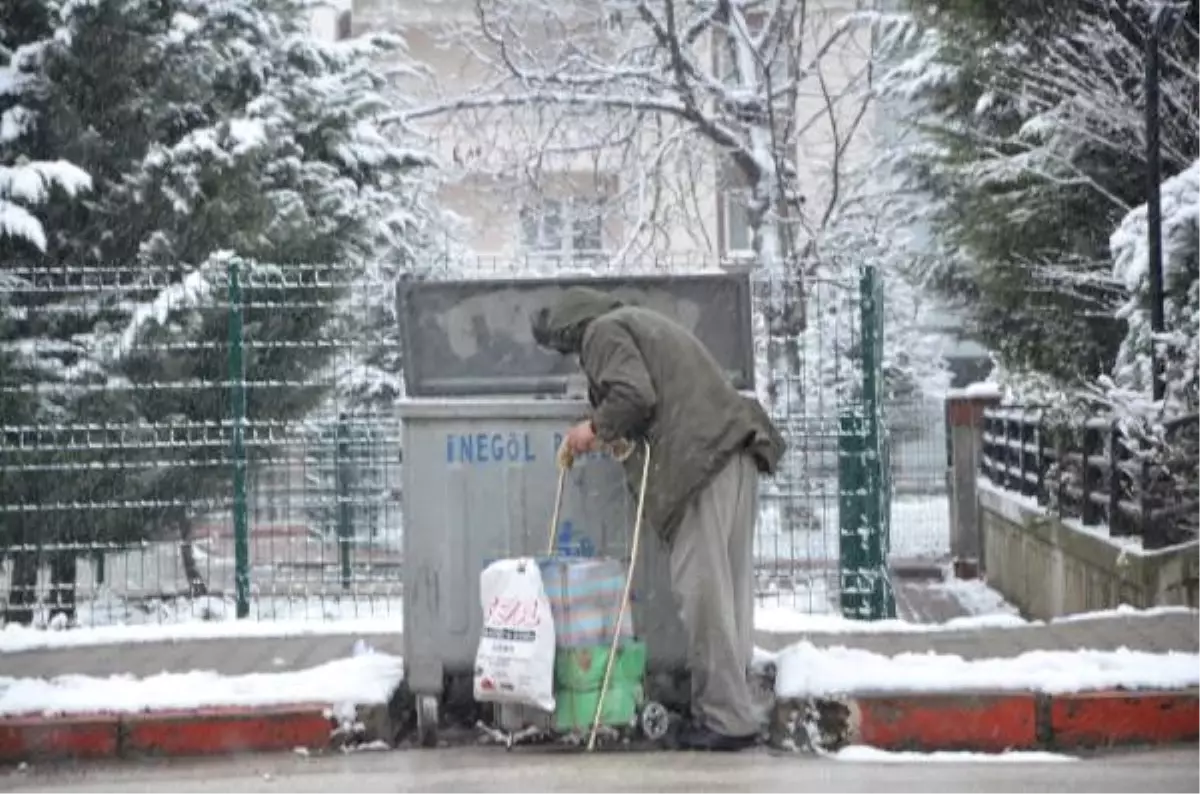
[0,260,405,629]
[1,256,948,627]
[980,406,1199,550]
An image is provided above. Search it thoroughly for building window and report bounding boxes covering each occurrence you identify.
[719,163,754,255]
[520,196,606,260]
[723,192,753,254]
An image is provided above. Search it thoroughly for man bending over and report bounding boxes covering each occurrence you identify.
[532,287,785,752]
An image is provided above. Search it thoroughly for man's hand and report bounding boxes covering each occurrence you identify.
[605,438,635,462]
[556,439,575,471]
[556,421,595,471]
[565,420,597,456]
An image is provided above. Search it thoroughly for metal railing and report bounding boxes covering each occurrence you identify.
[980,406,1199,550]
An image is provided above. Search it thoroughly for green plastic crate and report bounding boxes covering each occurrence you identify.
[553,641,647,733]
[555,641,646,689]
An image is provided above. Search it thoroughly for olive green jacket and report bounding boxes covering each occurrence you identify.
[535,287,786,544]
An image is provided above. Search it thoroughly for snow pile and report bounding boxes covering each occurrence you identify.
[771,642,1199,698]
[834,746,1076,764]
[0,651,404,716]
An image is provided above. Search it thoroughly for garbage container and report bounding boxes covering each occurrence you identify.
[397,271,757,745]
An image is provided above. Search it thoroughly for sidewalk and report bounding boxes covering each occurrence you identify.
[1,608,1196,762]
[2,610,1195,679]
[756,610,1200,656]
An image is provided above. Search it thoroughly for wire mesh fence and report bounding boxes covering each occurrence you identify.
[753,274,861,616]
[0,258,404,628]
[1,255,948,628]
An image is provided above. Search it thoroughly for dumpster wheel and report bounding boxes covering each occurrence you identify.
[639,701,670,742]
[416,695,439,748]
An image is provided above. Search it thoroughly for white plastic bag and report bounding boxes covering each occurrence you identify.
[473,557,556,713]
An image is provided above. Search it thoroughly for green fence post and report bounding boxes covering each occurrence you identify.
[228,257,251,619]
[838,410,868,619]
[857,265,896,620]
[336,414,353,590]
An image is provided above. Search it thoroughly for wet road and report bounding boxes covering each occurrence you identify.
[9,753,1200,794]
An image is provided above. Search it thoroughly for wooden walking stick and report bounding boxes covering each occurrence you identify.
[587,440,651,752]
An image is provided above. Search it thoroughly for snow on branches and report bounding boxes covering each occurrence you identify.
[1107,158,1199,419]
[873,0,1197,393]
[0,25,91,252]
[397,0,907,275]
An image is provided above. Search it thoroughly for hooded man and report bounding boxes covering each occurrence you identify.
[531,286,786,752]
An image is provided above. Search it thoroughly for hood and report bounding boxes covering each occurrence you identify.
[531,287,625,354]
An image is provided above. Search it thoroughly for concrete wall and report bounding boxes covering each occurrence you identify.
[977,481,1200,620]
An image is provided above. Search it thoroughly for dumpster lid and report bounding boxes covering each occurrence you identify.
[398,271,756,397]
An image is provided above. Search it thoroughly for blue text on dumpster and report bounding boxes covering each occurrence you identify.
[446,432,537,464]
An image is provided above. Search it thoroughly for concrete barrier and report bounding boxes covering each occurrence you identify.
[977,480,1199,620]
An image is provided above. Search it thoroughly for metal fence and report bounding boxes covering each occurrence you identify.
[753,266,897,619]
[0,256,938,628]
[980,406,1199,550]
[1,259,404,628]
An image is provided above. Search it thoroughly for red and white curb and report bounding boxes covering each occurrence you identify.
[790,689,1199,752]
[1,689,1196,763]
[0,703,369,763]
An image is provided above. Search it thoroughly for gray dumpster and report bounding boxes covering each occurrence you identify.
[396,271,757,745]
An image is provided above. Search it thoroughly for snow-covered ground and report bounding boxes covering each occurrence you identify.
[758,573,1032,633]
[73,592,405,627]
[756,493,951,565]
[0,610,403,654]
[3,470,947,631]
[926,574,1020,618]
[888,496,951,559]
[0,532,403,628]
[2,591,404,639]
[832,746,1077,764]
[0,645,403,717]
[755,601,1194,635]
[769,641,1199,697]
[2,621,1195,717]
[754,574,838,615]
[755,605,1026,634]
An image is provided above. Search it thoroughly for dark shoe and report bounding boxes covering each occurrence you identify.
[676,723,758,752]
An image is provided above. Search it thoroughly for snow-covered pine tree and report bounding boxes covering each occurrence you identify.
[875,0,1199,387]
[0,0,443,619]
[1,0,101,624]
[1108,160,1199,416]
[1100,159,1199,544]
[0,0,91,253]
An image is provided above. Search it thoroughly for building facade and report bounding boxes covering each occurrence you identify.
[340,0,880,272]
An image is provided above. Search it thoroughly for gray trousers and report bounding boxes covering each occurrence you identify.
[668,452,758,737]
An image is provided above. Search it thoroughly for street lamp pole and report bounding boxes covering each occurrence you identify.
[1144,4,1166,401]
[1143,2,1179,402]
